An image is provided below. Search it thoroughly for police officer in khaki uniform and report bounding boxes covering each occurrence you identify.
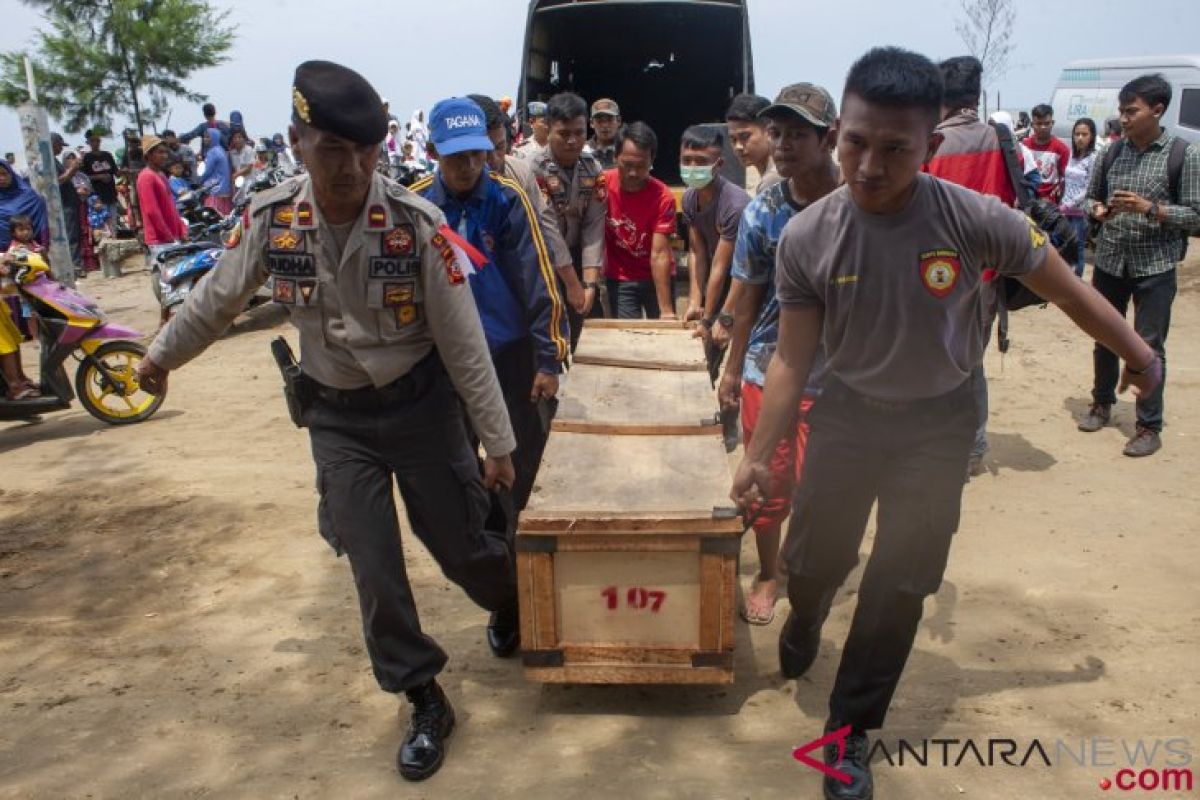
[136,61,518,783]
[512,101,548,161]
[531,92,608,349]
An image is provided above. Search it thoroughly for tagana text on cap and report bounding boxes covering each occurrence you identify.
[760,83,837,129]
[591,98,620,118]
[428,97,495,156]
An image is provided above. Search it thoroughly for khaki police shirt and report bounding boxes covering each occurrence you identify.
[529,150,607,269]
[148,172,517,456]
[513,139,547,162]
[504,156,573,269]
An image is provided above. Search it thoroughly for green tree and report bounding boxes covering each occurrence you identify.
[0,0,235,135]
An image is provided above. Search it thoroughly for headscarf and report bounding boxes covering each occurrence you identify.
[202,129,232,196]
[0,158,48,251]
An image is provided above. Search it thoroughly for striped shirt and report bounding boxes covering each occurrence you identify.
[1087,129,1200,278]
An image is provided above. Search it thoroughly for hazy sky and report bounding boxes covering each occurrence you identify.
[3,0,1199,160]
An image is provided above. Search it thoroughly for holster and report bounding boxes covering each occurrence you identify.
[270,336,314,428]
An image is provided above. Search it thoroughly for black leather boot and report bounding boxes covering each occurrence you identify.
[487,602,520,658]
[397,680,455,781]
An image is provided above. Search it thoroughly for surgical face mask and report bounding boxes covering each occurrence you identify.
[680,164,715,189]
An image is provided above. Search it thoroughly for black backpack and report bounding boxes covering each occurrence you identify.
[990,121,1081,352]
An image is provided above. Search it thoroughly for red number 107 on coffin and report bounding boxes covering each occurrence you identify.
[601,586,667,612]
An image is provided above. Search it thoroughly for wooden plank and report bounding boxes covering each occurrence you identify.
[573,327,706,372]
[698,553,725,651]
[555,364,718,430]
[517,553,538,651]
[520,514,743,535]
[584,318,687,330]
[525,433,737,525]
[528,553,558,650]
[559,646,695,665]
[551,419,720,436]
[554,551,701,648]
[525,664,734,685]
[719,554,737,652]
[551,533,701,552]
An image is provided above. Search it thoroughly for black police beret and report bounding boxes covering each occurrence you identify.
[291,60,388,146]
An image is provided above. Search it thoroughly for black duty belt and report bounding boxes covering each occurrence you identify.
[311,353,440,411]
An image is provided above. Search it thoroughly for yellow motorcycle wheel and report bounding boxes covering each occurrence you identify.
[74,341,165,425]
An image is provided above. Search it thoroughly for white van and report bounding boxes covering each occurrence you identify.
[1049,55,1200,143]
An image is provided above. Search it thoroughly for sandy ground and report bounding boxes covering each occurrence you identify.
[1,255,1198,800]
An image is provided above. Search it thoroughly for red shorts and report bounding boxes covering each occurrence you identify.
[740,381,813,535]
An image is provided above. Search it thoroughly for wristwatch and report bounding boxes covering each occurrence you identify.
[583,281,599,290]
[1145,201,1160,221]
[716,312,734,328]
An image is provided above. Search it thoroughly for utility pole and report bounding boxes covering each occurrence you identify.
[18,56,75,287]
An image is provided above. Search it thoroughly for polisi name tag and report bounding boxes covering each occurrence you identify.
[267,251,317,277]
[369,256,418,279]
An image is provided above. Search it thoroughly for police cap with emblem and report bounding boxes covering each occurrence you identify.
[291,60,388,145]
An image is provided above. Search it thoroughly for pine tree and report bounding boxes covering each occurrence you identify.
[0,0,235,134]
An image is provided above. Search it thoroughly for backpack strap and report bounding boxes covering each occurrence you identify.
[1166,136,1188,203]
[990,121,1031,210]
[1096,139,1124,203]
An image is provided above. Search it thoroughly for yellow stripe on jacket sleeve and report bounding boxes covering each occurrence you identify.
[407,175,435,195]
[491,172,569,363]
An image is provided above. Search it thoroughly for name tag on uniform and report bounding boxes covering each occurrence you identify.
[267,251,317,277]
[369,256,418,279]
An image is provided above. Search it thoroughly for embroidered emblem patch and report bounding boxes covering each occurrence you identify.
[272,206,295,226]
[267,251,317,277]
[271,230,302,251]
[368,257,418,279]
[367,204,387,229]
[1024,215,1048,250]
[383,282,415,308]
[273,278,296,304]
[295,202,314,227]
[431,232,465,285]
[296,279,317,306]
[223,217,244,250]
[383,225,415,256]
[395,304,418,326]
[918,249,961,299]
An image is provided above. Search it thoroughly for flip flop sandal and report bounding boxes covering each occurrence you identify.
[741,577,778,626]
[8,385,41,401]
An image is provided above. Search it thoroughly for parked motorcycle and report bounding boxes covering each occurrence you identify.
[152,173,277,319]
[174,184,224,245]
[0,252,165,424]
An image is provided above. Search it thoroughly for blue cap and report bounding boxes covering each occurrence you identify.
[428,97,493,156]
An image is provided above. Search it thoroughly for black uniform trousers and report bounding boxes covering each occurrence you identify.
[308,355,516,694]
[489,336,555,513]
[782,377,976,730]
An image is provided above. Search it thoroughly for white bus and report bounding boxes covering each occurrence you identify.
[1050,55,1200,143]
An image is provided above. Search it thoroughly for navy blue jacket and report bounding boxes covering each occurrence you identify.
[415,169,568,373]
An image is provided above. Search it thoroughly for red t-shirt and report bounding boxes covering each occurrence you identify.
[1021,136,1071,202]
[604,170,676,282]
[136,167,188,245]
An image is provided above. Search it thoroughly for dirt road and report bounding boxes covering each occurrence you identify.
[2,259,1198,799]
